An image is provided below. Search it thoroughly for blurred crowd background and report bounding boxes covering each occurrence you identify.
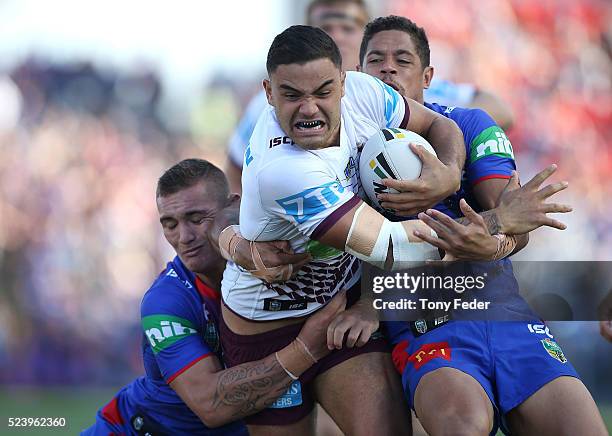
[0,0,610,426]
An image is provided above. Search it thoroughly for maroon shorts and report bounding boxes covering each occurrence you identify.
[219,286,389,426]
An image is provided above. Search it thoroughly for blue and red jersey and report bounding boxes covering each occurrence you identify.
[82,256,246,435]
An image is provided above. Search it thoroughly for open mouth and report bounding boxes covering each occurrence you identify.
[294,120,325,131]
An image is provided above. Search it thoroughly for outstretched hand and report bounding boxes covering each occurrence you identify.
[495,164,572,235]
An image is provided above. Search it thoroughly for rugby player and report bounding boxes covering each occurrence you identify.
[357,16,608,436]
[217,25,574,436]
[225,0,514,194]
[82,159,347,435]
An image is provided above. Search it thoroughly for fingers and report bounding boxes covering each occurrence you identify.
[409,142,437,164]
[413,227,453,253]
[417,212,454,239]
[380,177,424,193]
[424,209,463,232]
[458,199,484,226]
[523,164,557,191]
[290,255,312,277]
[537,181,569,199]
[268,240,293,251]
[345,325,364,348]
[504,170,521,192]
[541,203,573,214]
[540,216,567,231]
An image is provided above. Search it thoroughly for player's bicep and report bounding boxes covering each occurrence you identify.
[472,178,511,210]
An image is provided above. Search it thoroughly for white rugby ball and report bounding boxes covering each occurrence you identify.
[359,128,437,212]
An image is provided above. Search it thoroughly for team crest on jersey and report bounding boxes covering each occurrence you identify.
[276,181,345,224]
[540,338,567,363]
[344,156,358,180]
[203,319,220,353]
[414,319,428,334]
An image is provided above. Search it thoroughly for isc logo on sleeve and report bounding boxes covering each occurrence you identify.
[276,181,345,224]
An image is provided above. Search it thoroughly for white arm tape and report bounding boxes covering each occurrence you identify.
[345,203,440,270]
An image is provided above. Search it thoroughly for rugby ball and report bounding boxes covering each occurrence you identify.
[359,128,437,212]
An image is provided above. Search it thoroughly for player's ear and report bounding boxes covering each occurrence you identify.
[422,66,434,89]
[263,79,273,105]
[227,193,240,206]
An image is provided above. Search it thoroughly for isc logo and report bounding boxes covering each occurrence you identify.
[527,323,553,338]
[269,136,295,148]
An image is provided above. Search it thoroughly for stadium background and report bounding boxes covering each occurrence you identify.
[0,0,609,433]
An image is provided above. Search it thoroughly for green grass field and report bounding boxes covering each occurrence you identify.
[0,387,610,435]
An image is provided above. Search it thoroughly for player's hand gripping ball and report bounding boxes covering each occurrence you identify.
[359,128,437,213]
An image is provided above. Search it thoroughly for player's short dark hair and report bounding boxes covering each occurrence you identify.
[359,16,430,69]
[306,0,370,25]
[156,158,229,201]
[267,25,342,74]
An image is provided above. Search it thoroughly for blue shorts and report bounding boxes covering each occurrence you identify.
[391,320,579,435]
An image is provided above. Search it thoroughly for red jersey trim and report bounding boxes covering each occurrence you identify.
[166,352,214,384]
[195,277,220,302]
[472,174,511,186]
[101,396,125,426]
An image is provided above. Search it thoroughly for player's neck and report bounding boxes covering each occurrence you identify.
[195,265,224,291]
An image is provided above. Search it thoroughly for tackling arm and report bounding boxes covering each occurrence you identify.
[170,292,346,428]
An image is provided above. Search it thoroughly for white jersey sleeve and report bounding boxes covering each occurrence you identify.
[343,71,408,130]
[425,78,476,107]
[227,90,269,168]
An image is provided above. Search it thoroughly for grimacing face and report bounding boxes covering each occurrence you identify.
[264,58,345,150]
[359,30,433,103]
[157,181,226,274]
[309,3,368,71]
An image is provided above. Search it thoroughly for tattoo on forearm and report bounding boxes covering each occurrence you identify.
[456,210,501,234]
[481,211,502,234]
[211,356,291,420]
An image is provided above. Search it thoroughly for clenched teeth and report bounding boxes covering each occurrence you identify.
[295,120,324,130]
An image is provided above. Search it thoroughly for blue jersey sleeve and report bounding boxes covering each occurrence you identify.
[448,107,516,186]
[141,284,214,384]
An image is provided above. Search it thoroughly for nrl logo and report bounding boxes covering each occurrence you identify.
[415,319,428,334]
[540,338,567,363]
